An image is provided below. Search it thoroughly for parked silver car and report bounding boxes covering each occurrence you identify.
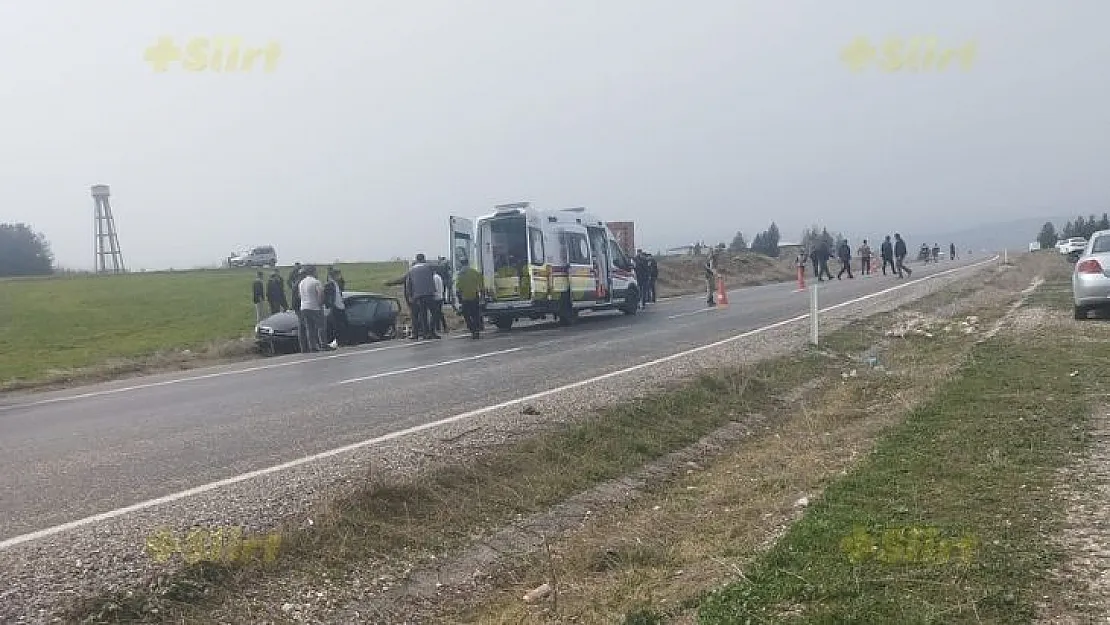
[1072,230,1110,319]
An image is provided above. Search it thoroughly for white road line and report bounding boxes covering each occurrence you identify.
[334,348,521,386]
[0,336,465,413]
[0,256,996,551]
[667,307,721,320]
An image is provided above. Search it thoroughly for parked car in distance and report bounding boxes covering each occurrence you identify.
[1072,230,1110,320]
[229,246,278,268]
[255,291,401,353]
[1059,237,1087,259]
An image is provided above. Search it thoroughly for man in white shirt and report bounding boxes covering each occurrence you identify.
[431,270,448,335]
[298,265,326,352]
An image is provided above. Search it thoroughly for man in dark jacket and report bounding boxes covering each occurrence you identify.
[404,253,439,340]
[324,268,347,346]
[949,243,957,261]
[634,250,649,309]
[266,270,287,314]
[880,236,896,276]
[288,263,306,348]
[894,233,912,278]
[647,254,658,303]
[813,240,834,281]
[252,272,266,322]
[288,263,303,311]
[836,240,854,280]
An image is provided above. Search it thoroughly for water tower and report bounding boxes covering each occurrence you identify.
[92,184,126,273]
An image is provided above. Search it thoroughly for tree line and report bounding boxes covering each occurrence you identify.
[725,223,847,260]
[728,222,782,257]
[1036,213,1110,250]
[0,223,54,277]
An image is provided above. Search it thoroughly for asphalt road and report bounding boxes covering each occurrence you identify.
[0,258,987,544]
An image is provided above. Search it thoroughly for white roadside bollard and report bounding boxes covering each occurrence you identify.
[809,278,819,345]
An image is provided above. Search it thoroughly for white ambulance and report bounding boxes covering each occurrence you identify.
[448,202,640,330]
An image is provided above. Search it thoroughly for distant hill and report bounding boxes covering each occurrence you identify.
[909,216,1074,253]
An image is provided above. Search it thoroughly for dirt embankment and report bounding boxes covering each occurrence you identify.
[654,248,800,297]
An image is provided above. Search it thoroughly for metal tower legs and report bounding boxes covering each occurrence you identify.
[93,192,125,273]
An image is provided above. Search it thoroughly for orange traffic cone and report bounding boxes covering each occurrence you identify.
[716,276,729,306]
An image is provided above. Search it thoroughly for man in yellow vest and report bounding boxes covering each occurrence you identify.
[455,258,484,339]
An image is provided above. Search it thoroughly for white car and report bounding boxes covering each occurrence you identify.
[1059,238,1087,257]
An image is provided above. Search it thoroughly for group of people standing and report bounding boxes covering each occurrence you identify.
[802,234,958,282]
[633,249,659,308]
[919,242,956,263]
[251,263,348,353]
[388,254,485,340]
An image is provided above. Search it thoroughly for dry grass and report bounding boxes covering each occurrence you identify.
[430,272,1017,625]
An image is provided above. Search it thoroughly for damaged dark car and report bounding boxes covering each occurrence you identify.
[255,291,401,354]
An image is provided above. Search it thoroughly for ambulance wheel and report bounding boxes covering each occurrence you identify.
[557,292,577,326]
[621,287,640,315]
[494,316,514,331]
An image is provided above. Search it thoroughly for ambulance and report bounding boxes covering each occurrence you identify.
[447,202,640,330]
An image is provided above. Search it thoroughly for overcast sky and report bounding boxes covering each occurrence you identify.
[1,1,1107,270]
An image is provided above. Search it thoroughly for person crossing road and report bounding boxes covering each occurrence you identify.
[894,233,913,278]
[880,236,896,276]
[836,239,855,280]
[858,239,873,276]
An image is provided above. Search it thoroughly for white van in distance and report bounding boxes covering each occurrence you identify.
[228,246,278,268]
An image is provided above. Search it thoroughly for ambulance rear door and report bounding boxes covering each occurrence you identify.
[448,216,475,307]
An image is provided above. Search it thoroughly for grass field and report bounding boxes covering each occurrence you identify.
[0,263,407,388]
[0,252,799,391]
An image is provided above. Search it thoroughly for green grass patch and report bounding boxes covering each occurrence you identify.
[0,262,406,385]
[1026,280,1073,309]
[698,283,1094,623]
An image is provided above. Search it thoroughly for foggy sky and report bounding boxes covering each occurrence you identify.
[2,1,1108,270]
